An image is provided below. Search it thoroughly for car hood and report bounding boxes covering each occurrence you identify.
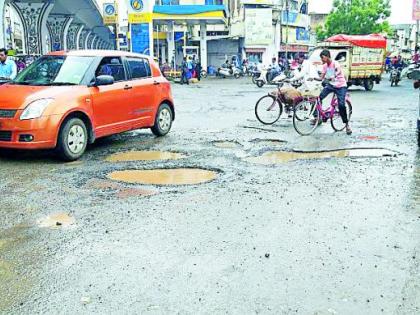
[0,84,85,110]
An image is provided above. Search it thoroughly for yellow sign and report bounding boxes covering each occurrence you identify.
[103,3,118,24]
[128,12,153,24]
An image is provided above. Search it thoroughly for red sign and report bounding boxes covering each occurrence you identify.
[413,0,420,20]
[279,44,309,52]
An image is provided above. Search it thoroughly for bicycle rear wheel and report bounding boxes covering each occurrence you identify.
[255,95,282,125]
[331,101,352,131]
[293,100,319,135]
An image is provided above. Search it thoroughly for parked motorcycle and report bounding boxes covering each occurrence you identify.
[255,67,296,88]
[390,67,401,86]
[405,62,420,79]
[217,64,241,79]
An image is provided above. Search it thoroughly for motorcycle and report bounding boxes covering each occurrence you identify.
[250,68,261,84]
[217,64,241,79]
[255,67,295,88]
[390,67,401,86]
[405,62,420,79]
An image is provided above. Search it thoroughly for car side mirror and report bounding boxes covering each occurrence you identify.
[89,75,114,87]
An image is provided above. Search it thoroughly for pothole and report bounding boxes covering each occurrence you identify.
[37,213,75,228]
[212,141,243,148]
[250,139,287,146]
[105,151,185,162]
[245,148,397,165]
[107,168,218,186]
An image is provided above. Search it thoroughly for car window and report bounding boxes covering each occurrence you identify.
[127,58,151,79]
[95,57,126,82]
[13,56,94,85]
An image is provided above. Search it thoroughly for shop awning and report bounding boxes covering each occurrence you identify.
[153,5,227,24]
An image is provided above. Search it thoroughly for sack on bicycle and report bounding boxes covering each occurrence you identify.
[275,87,303,105]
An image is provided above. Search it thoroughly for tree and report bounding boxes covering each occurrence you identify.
[316,0,393,41]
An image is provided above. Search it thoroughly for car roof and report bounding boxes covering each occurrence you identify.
[47,50,152,60]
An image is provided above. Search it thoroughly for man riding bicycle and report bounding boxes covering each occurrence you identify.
[315,49,352,135]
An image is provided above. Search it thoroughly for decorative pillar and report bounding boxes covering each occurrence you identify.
[200,22,207,71]
[0,0,6,48]
[90,35,97,49]
[11,0,55,54]
[66,23,82,51]
[76,25,85,50]
[167,22,175,68]
[79,29,89,50]
[47,14,73,51]
[85,31,93,50]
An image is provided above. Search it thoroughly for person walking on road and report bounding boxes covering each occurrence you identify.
[181,56,189,85]
[0,48,17,80]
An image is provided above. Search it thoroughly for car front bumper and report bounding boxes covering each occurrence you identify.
[0,115,61,149]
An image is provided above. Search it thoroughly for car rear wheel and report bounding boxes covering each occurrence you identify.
[151,103,173,137]
[56,118,88,161]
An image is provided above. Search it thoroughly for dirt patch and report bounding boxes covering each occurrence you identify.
[246,148,397,165]
[212,141,243,148]
[107,168,218,186]
[37,213,75,228]
[105,151,185,162]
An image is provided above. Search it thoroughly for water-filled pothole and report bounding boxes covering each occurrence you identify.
[105,151,185,162]
[37,213,75,228]
[212,141,242,148]
[107,168,218,186]
[246,148,397,165]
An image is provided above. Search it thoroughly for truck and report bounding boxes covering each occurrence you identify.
[309,34,387,91]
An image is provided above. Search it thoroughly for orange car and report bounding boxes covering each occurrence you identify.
[0,50,175,160]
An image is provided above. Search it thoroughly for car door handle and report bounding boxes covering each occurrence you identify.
[124,85,132,90]
[153,81,160,85]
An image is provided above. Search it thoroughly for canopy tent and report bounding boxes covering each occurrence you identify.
[326,34,387,49]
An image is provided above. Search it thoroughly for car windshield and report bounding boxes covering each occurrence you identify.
[12,56,95,86]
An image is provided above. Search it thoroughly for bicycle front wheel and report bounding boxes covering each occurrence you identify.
[255,95,282,125]
[293,100,319,136]
[331,101,352,132]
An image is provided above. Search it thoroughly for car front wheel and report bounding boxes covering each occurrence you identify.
[57,118,88,161]
[151,103,173,136]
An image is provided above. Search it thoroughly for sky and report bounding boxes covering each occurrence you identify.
[308,0,414,25]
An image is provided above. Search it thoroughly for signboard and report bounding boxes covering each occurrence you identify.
[245,8,273,46]
[126,0,153,23]
[131,23,150,55]
[413,0,420,20]
[282,27,310,44]
[103,3,117,24]
[241,0,273,4]
[281,12,310,28]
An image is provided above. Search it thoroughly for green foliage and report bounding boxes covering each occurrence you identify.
[316,0,393,41]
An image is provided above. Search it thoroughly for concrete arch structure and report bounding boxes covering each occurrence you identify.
[1,0,114,54]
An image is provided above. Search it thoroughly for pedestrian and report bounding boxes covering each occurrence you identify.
[181,56,189,85]
[195,60,202,81]
[413,47,420,64]
[0,48,17,80]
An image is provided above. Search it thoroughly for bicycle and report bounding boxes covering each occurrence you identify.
[254,79,303,125]
[292,81,353,136]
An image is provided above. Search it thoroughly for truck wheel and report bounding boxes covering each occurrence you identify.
[364,79,374,91]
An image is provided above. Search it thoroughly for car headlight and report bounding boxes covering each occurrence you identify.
[20,98,54,120]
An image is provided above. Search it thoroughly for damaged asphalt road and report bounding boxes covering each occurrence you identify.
[0,77,419,314]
